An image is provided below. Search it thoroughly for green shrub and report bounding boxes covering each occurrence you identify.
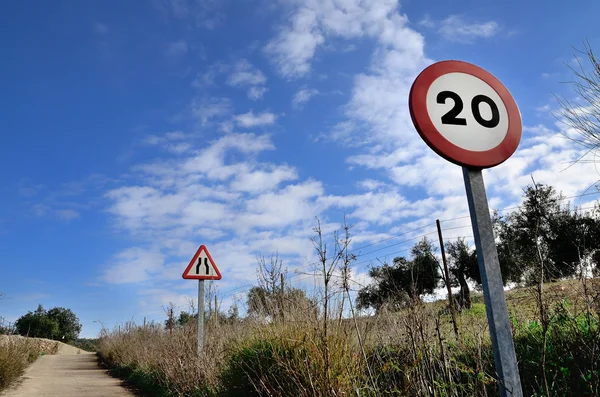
[220,332,361,397]
[464,303,486,318]
[514,303,600,396]
[220,339,309,397]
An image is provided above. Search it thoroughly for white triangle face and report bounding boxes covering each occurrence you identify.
[187,250,218,277]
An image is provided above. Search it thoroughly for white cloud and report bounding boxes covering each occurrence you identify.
[248,86,267,100]
[234,110,277,128]
[143,132,192,154]
[292,88,319,108]
[265,0,419,78]
[194,60,268,100]
[191,97,231,125]
[418,15,434,28]
[230,165,298,193]
[265,7,324,78]
[102,248,165,284]
[536,104,551,114]
[192,62,226,88]
[166,40,188,57]
[143,131,186,145]
[227,60,268,100]
[102,133,332,286]
[227,60,266,87]
[438,15,501,43]
[358,179,386,191]
[523,124,553,135]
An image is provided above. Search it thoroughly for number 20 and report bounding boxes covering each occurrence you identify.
[436,91,500,128]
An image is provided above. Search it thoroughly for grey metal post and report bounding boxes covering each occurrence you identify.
[463,167,523,397]
[197,279,205,356]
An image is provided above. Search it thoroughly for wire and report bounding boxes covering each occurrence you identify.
[353,230,438,259]
[439,191,600,224]
[348,224,433,252]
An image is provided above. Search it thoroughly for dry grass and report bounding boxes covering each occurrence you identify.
[97,278,600,397]
[0,336,43,391]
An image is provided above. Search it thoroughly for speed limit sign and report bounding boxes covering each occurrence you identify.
[409,60,522,168]
[409,61,524,396]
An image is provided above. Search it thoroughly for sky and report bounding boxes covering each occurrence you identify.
[1,0,600,338]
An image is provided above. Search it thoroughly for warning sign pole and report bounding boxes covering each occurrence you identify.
[182,245,221,356]
[463,168,522,397]
[197,279,205,355]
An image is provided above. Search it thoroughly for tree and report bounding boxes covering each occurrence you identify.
[46,307,82,342]
[495,183,600,285]
[356,258,411,312]
[445,238,479,310]
[495,184,564,285]
[356,238,441,312]
[555,41,600,157]
[546,206,600,277]
[410,237,442,296]
[15,305,61,340]
[176,311,195,327]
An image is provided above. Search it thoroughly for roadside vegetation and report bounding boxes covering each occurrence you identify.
[69,338,99,353]
[97,180,600,396]
[97,278,600,396]
[0,336,53,392]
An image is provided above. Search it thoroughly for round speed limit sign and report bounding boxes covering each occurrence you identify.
[409,61,522,168]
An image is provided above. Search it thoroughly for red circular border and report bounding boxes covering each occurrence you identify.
[409,60,522,168]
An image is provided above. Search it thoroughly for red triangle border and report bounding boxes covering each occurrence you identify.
[182,245,222,280]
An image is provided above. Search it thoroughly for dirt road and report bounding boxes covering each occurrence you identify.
[1,353,134,397]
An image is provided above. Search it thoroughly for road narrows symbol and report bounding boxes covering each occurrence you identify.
[204,258,209,274]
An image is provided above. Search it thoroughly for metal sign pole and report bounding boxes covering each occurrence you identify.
[197,279,205,356]
[463,167,523,397]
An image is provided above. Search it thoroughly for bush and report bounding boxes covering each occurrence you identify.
[0,337,41,391]
[220,339,292,397]
[221,331,362,397]
[514,301,600,396]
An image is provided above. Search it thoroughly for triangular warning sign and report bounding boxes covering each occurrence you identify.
[182,245,222,280]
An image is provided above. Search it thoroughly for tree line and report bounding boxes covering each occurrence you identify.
[356,183,600,312]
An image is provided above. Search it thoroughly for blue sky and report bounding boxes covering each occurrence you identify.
[1,0,600,338]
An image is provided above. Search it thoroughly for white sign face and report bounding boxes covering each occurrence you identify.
[186,250,219,277]
[425,72,509,152]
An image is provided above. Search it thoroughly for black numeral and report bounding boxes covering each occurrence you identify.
[437,91,500,129]
[437,91,467,125]
[471,95,500,128]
